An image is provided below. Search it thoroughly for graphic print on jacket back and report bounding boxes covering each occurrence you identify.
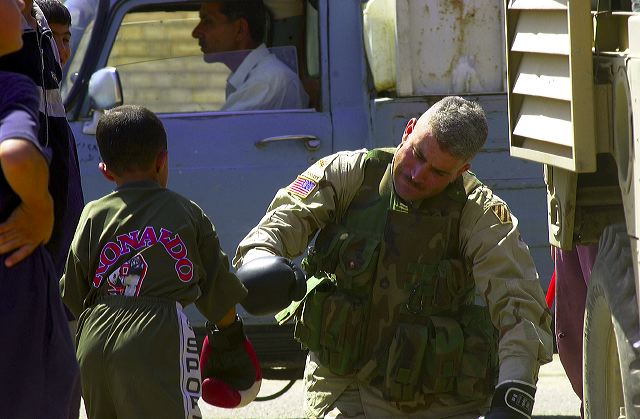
[92,225,195,293]
[106,254,148,296]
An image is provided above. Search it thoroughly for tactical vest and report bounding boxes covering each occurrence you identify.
[288,148,498,403]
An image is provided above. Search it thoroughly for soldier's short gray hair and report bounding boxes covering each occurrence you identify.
[419,96,488,162]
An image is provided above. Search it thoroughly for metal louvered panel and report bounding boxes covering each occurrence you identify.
[511,11,570,55]
[513,96,573,145]
[505,0,596,172]
[512,54,571,100]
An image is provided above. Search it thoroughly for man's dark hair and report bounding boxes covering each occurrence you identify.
[36,0,71,26]
[421,96,488,162]
[219,0,267,44]
[96,105,167,176]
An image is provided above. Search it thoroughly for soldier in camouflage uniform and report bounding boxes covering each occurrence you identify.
[235,96,553,418]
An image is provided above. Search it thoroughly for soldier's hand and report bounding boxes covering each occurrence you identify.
[485,381,536,419]
[236,255,306,315]
[200,316,262,408]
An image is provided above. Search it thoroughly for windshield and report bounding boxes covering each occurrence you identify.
[61,0,99,100]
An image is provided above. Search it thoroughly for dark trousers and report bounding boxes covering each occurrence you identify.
[0,247,80,419]
[553,244,598,416]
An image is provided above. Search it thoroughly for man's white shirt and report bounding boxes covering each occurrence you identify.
[222,44,309,111]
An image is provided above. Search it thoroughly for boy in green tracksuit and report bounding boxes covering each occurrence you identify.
[60,105,253,419]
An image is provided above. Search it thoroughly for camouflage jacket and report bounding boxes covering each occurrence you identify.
[235,148,553,404]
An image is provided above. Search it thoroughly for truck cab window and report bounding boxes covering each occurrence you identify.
[103,1,316,114]
[107,10,227,113]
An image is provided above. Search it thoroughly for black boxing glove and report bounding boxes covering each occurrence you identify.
[199,316,262,408]
[485,380,536,419]
[236,256,306,316]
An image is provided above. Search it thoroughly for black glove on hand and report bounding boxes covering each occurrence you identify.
[237,255,307,316]
[200,316,261,408]
[485,381,536,419]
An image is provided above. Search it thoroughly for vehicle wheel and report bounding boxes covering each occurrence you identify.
[584,224,640,419]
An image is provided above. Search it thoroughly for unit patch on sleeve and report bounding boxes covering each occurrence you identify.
[301,158,327,183]
[491,203,512,224]
[287,175,318,199]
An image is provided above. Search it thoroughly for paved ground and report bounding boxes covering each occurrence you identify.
[533,354,581,417]
[78,354,582,418]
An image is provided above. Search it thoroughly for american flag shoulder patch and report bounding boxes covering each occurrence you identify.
[287,175,318,199]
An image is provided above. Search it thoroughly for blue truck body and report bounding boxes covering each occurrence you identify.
[61,0,550,370]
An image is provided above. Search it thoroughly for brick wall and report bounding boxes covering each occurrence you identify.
[107,12,229,113]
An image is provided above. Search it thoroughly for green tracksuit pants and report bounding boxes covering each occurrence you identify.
[76,295,202,419]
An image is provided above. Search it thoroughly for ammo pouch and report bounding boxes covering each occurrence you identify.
[304,226,380,293]
[380,305,497,403]
[404,259,474,315]
[456,305,499,401]
[293,229,380,376]
[294,285,368,376]
[293,277,334,351]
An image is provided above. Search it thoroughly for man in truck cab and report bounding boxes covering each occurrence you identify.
[191,0,309,111]
[233,96,554,418]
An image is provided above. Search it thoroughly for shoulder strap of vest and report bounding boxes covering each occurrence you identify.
[462,171,483,195]
[360,148,395,197]
[447,171,483,203]
[366,148,395,165]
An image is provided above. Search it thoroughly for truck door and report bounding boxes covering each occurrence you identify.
[63,0,331,329]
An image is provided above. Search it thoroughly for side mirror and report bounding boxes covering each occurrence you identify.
[89,67,123,110]
[83,67,123,134]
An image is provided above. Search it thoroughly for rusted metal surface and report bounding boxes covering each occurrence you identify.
[396,0,506,95]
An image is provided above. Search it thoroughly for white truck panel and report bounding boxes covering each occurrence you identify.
[394,0,505,96]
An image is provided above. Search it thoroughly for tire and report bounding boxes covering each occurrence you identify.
[584,224,640,419]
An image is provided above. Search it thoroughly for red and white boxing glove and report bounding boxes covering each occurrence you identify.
[199,316,262,408]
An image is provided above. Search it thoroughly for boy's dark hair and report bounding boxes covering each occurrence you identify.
[96,105,167,176]
[219,0,267,45]
[36,0,71,26]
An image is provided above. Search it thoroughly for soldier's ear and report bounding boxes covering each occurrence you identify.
[98,162,115,182]
[456,162,471,178]
[401,118,417,143]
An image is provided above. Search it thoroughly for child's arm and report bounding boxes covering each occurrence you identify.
[215,307,237,329]
[192,210,259,407]
[193,214,247,323]
[60,246,89,319]
[59,209,92,319]
[0,138,53,267]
